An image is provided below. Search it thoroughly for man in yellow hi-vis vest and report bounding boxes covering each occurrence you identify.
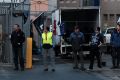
[42,27,55,72]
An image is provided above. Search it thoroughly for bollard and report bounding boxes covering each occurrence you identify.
[26,38,32,69]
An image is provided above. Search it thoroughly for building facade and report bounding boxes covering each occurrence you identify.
[58,0,99,9]
[101,0,120,29]
[57,0,100,31]
[48,0,57,11]
[56,0,120,30]
[30,0,48,12]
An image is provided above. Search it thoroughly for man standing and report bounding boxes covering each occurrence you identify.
[70,26,85,70]
[89,27,104,70]
[110,23,120,69]
[42,27,55,72]
[11,24,25,71]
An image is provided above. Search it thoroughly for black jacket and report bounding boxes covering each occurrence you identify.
[11,29,25,47]
[70,32,84,50]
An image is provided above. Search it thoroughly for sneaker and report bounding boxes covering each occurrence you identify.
[52,69,55,72]
[14,68,19,71]
[115,66,120,69]
[21,68,24,71]
[87,68,93,71]
[98,66,102,68]
[89,67,93,70]
[44,68,48,71]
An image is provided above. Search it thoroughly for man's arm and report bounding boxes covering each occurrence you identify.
[110,32,114,46]
[98,34,104,47]
[82,33,85,43]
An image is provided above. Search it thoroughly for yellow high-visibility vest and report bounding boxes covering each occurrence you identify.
[42,32,52,45]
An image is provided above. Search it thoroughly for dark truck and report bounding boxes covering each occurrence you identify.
[60,9,100,57]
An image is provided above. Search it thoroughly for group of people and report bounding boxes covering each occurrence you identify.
[10,22,120,72]
[11,24,55,71]
[70,26,103,70]
[70,23,120,71]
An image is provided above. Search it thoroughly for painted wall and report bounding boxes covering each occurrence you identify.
[30,0,48,12]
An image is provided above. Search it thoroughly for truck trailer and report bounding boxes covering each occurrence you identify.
[52,9,100,57]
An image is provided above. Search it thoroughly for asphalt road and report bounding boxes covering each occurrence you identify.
[0,54,120,80]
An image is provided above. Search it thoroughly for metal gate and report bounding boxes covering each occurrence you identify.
[0,1,30,63]
[0,2,11,63]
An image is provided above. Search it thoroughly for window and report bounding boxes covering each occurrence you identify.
[72,0,77,3]
[66,0,70,3]
[110,14,114,21]
[83,0,98,6]
[60,0,64,3]
[116,14,120,21]
[104,0,108,2]
[109,14,115,26]
[103,14,108,21]
[107,28,115,34]
[83,0,90,6]
[110,0,115,1]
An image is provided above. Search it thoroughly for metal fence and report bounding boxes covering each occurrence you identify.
[0,1,30,63]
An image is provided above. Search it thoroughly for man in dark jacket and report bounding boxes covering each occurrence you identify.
[70,26,85,70]
[89,27,104,70]
[11,24,25,71]
[110,23,120,69]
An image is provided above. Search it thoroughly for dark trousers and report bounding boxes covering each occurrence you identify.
[73,48,84,68]
[12,46,24,69]
[54,45,60,57]
[111,47,120,67]
[89,46,101,69]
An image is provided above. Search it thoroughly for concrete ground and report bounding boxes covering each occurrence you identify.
[0,54,120,80]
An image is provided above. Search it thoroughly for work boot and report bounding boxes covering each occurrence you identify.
[73,66,79,69]
[110,66,116,69]
[14,68,19,71]
[21,68,24,71]
[98,65,102,68]
[51,69,55,72]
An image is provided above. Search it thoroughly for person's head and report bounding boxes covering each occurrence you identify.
[44,27,49,33]
[117,23,120,32]
[13,24,20,31]
[95,27,100,34]
[74,26,79,32]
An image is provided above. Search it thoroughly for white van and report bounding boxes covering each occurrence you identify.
[104,27,115,44]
